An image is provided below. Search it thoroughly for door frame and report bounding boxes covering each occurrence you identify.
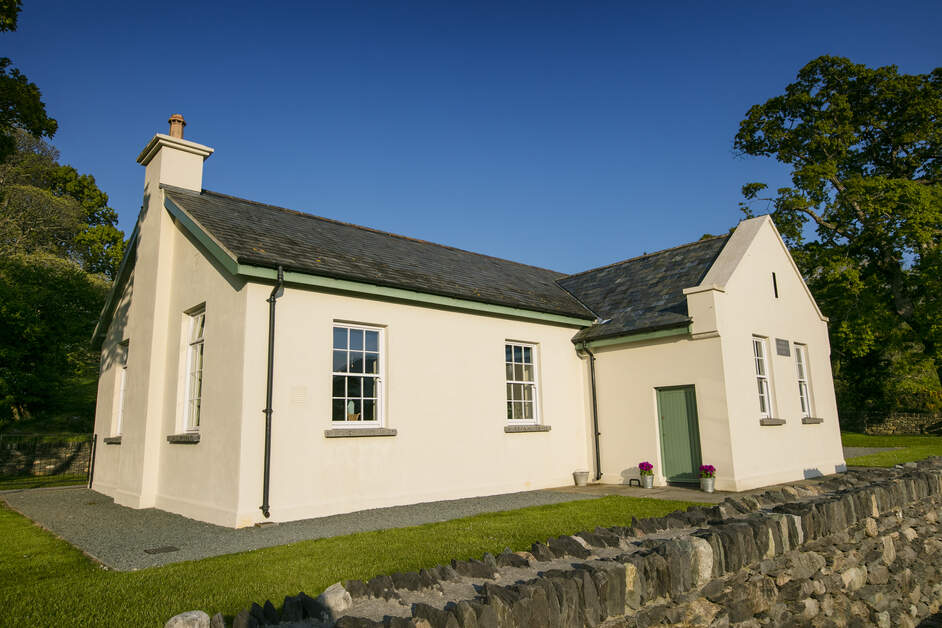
[655,385,703,484]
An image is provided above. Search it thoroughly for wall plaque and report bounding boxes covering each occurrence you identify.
[775,338,791,356]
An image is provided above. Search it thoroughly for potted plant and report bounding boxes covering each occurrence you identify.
[638,461,654,488]
[699,464,716,493]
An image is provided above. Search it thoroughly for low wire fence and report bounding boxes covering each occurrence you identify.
[0,433,93,489]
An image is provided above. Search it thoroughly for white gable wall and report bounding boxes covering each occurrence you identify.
[712,218,844,490]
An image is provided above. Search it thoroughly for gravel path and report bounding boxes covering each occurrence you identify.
[0,486,599,571]
[843,446,902,458]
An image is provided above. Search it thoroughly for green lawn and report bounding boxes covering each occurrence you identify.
[842,431,942,467]
[0,495,701,627]
[0,474,87,491]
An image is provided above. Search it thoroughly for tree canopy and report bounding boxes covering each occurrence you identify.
[0,0,56,162]
[736,55,942,416]
[0,131,125,278]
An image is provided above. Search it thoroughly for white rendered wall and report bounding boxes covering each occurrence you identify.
[590,335,735,489]
[232,283,592,527]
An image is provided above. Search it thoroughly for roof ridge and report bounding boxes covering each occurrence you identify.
[560,234,729,281]
[187,188,570,278]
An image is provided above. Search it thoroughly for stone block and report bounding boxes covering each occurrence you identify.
[412,603,459,628]
[317,582,352,617]
[165,610,210,628]
[547,535,592,559]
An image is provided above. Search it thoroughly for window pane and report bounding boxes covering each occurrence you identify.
[332,375,345,397]
[522,384,532,401]
[513,346,522,362]
[350,351,364,373]
[363,377,375,398]
[506,383,513,401]
[514,364,524,381]
[191,399,201,427]
[522,364,533,382]
[506,402,513,420]
[505,345,512,362]
[523,401,533,419]
[363,399,375,421]
[333,327,347,349]
[347,399,361,420]
[512,402,522,420]
[350,329,364,351]
[333,350,348,373]
[193,344,204,370]
[365,330,379,352]
[191,312,205,342]
[365,352,379,374]
[523,347,532,363]
[332,399,345,421]
[505,363,513,381]
[348,376,362,397]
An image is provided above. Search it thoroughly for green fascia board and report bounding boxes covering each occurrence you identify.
[582,325,691,349]
[238,264,593,327]
[165,195,593,328]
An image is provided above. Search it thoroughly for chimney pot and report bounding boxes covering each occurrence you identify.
[168,114,186,139]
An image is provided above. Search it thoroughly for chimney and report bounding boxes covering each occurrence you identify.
[136,114,214,192]
[168,114,186,139]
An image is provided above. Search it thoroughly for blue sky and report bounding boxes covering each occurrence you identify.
[6,1,940,273]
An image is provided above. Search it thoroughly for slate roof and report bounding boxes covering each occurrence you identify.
[163,187,593,319]
[558,235,730,343]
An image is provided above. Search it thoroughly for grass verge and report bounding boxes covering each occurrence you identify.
[0,494,702,626]
[842,431,942,467]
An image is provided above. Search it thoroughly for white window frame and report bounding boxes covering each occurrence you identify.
[752,336,774,418]
[114,340,129,436]
[330,323,384,426]
[504,341,541,425]
[183,307,205,432]
[794,344,813,417]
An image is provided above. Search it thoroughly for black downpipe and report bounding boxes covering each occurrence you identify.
[87,433,97,489]
[581,343,603,481]
[261,266,284,518]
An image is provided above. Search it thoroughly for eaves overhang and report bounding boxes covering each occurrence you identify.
[90,223,140,349]
[574,322,692,350]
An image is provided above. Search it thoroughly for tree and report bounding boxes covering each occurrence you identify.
[0,1,22,32]
[0,0,57,162]
[735,56,942,416]
[0,252,108,423]
[0,130,124,277]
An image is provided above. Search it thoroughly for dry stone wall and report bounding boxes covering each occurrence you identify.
[170,459,942,628]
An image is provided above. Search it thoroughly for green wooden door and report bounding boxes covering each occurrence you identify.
[656,386,702,484]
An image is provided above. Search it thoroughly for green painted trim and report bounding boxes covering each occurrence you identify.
[163,196,239,274]
[582,325,690,349]
[237,264,594,327]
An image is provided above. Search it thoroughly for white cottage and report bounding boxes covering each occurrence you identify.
[91,117,846,527]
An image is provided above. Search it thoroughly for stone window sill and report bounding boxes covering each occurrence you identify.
[759,418,786,426]
[504,424,552,433]
[103,436,122,445]
[801,417,824,424]
[324,427,397,438]
[167,432,200,444]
